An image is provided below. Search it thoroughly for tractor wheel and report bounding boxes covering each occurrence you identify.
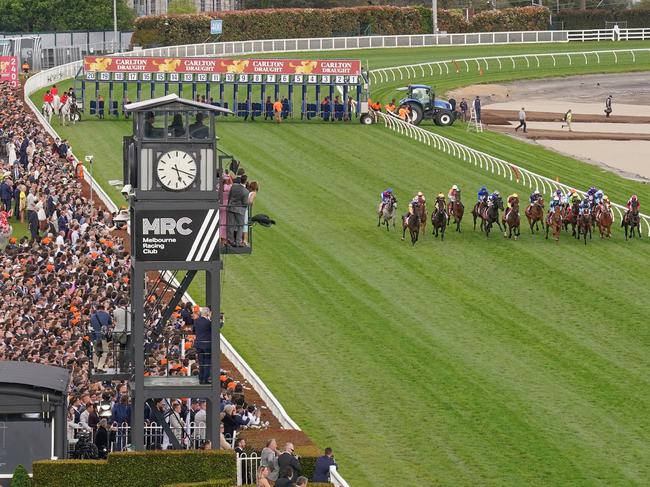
[407,102,423,125]
[436,111,454,127]
[360,113,373,125]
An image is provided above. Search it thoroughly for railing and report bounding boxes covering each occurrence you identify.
[330,465,351,487]
[375,110,650,235]
[567,28,650,42]
[369,48,650,84]
[236,454,349,486]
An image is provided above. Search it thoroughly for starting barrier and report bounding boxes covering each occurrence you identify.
[75,55,369,121]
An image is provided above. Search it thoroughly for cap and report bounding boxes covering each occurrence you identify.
[417,192,424,197]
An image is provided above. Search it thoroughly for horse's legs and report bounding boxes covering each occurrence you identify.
[545,222,550,240]
[473,212,477,230]
[402,224,406,241]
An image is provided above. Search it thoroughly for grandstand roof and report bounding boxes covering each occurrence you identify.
[0,361,70,393]
[124,94,233,114]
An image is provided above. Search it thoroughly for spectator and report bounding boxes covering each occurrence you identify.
[243,180,257,246]
[234,437,246,455]
[260,438,280,481]
[313,447,338,482]
[256,465,272,487]
[278,442,302,478]
[222,404,249,439]
[79,403,97,432]
[90,302,112,371]
[296,477,308,487]
[111,394,132,426]
[227,176,249,247]
[194,400,207,440]
[275,466,295,487]
[192,307,212,384]
[169,401,185,444]
[94,418,115,458]
[219,422,232,450]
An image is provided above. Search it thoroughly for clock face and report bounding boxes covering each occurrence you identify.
[156,150,197,191]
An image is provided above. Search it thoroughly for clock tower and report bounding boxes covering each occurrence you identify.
[122,95,231,450]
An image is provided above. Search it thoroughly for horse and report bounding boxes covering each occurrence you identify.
[415,201,427,236]
[402,211,420,246]
[472,199,486,231]
[51,94,61,115]
[431,197,447,241]
[42,102,53,123]
[502,198,520,240]
[597,203,613,239]
[577,207,592,245]
[545,206,563,242]
[377,197,397,231]
[525,197,544,234]
[479,196,504,237]
[60,98,72,126]
[562,201,580,238]
[622,200,641,240]
[448,190,464,233]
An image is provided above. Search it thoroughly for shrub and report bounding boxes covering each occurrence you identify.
[11,465,32,487]
[33,450,236,487]
[555,8,650,30]
[131,6,549,47]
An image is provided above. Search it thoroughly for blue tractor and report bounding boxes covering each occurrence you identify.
[397,84,455,126]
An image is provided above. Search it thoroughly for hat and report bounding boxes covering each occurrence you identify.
[452,185,458,190]
[417,192,424,197]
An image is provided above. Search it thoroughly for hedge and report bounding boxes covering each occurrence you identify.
[131,6,550,47]
[162,481,233,487]
[556,8,650,30]
[33,450,236,487]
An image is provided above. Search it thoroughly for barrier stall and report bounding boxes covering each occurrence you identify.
[77,56,368,121]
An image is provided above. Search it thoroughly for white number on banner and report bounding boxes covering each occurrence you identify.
[294,75,303,83]
[127,72,138,81]
[155,73,165,82]
[169,73,179,82]
[307,75,318,84]
[86,72,96,80]
[113,72,124,81]
[225,73,235,82]
[183,73,193,82]
[335,75,345,84]
[321,75,331,84]
[142,72,152,81]
[279,74,290,83]
[252,74,262,83]
[99,72,110,81]
[197,73,207,82]
[265,75,276,83]
[348,75,358,84]
[211,74,221,82]
[238,74,248,83]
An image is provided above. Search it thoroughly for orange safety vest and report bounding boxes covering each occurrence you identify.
[398,107,408,120]
[76,162,84,180]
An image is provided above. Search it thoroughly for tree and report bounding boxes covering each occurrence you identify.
[10,465,31,487]
[168,0,198,14]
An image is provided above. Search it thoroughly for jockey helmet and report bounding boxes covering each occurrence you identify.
[512,193,518,198]
[480,185,487,191]
[437,192,444,198]
[417,191,424,197]
[452,184,458,190]
[632,195,638,200]
[493,191,500,196]
[603,195,609,201]
[534,190,540,195]
[555,189,562,195]
[386,188,393,193]
[589,186,597,193]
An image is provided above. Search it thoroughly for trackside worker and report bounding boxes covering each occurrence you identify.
[385,99,396,113]
[398,105,408,121]
[273,98,282,124]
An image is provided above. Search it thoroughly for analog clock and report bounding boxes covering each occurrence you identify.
[156,150,197,191]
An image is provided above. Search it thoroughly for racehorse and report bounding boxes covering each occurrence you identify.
[562,201,580,238]
[60,98,73,126]
[448,190,464,233]
[596,203,613,239]
[545,206,562,242]
[577,207,592,245]
[42,102,53,123]
[472,199,486,231]
[502,198,520,240]
[402,210,420,245]
[416,201,427,236]
[51,94,61,115]
[525,197,544,234]
[431,197,447,241]
[377,197,397,231]
[622,200,641,240]
[479,196,504,237]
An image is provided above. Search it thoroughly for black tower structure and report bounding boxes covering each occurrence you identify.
[123,94,231,450]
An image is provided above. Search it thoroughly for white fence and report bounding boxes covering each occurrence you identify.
[375,110,650,235]
[237,453,350,487]
[369,48,650,84]
[567,28,650,42]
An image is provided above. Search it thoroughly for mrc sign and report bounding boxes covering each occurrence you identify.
[135,209,221,262]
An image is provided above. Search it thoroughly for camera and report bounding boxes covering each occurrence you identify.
[121,184,132,199]
[84,155,94,163]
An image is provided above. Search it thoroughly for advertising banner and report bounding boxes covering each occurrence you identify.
[84,56,361,76]
[135,209,221,262]
[0,56,19,87]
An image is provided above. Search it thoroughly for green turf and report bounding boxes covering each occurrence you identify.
[30,42,650,486]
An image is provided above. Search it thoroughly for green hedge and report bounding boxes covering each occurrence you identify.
[131,6,550,47]
[33,451,236,487]
[556,8,650,30]
[162,480,233,487]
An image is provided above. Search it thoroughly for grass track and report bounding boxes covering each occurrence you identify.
[31,41,650,486]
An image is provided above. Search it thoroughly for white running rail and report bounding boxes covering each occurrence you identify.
[369,48,650,84]
[375,111,650,235]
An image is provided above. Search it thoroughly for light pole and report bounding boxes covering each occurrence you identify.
[432,0,438,34]
[85,155,94,203]
[113,0,118,52]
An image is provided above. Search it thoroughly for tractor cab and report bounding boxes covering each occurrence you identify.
[396,84,455,127]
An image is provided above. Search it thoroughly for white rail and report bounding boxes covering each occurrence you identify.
[375,111,650,235]
[369,48,650,84]
[567,28,650,42]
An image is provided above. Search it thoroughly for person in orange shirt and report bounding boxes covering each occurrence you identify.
[398,104,408,121]
[273,98,282,123]
[385,99,396,113]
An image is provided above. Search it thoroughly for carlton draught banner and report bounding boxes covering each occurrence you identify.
[135,209,221,262]
[84,56,361,76]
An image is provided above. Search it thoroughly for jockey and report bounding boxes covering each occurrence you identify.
[554,189,563,204]
[505,193,518,218]
[448,184,459,203]
[626,195,639,211]
[408,192,425,214]
[594,189,604,205]
[529,190,541,204]
[477,185,489,204]
[579,198,591,215]
[569,190,582,206]
[602,195,610,207]
[489,191,500,204]
[550,195,562,212]
[378,188,395,214]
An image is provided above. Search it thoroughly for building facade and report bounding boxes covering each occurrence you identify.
[128,0,241,16]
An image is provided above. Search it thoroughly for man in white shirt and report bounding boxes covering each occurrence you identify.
[515,107,527,133]
[55,230,65,254]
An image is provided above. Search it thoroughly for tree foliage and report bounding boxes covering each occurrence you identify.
[0,0,135,32]
[11,465,31,487]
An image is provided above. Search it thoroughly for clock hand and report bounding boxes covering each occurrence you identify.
[171,165,195,177]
